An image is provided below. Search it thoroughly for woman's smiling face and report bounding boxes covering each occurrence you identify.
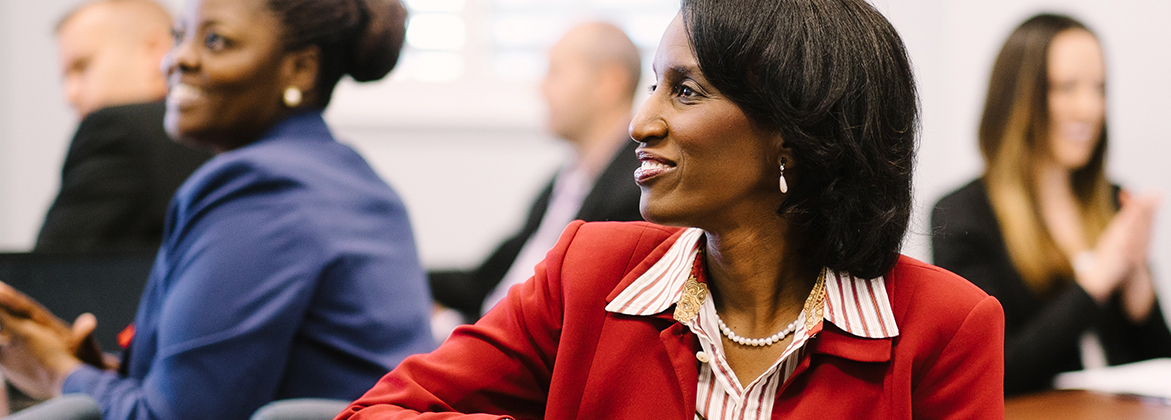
[163,0,291,152]
[629,14,785,231]
[1045,29,1105,171]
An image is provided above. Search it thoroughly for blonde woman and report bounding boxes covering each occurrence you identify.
[932,13,1170,396]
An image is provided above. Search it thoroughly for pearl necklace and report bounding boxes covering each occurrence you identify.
[715,314,797,347]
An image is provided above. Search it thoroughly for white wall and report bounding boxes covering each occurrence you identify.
[1,1,1168,318]
[0,0,81,253]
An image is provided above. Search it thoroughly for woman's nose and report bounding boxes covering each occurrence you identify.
[1074,85,1106,120]
[629,98,667,143]
[163,36,198,76]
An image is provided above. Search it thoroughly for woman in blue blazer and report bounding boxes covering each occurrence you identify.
[0,0,432,418]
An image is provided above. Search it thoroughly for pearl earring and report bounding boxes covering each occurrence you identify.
[778,158,788,194]
[283,87,302,107]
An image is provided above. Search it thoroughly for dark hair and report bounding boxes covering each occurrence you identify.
[979,13,1113,291]
[266,0,408,108]
[680,0,919,279]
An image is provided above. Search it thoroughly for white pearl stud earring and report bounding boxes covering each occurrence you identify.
[283,87,302,108]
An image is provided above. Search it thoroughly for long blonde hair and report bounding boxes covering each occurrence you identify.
[979,14,1115,295]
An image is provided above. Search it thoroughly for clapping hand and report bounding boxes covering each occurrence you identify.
[1115,190,1160,267]
[1076,189,1161,321]
[0,281,110,399]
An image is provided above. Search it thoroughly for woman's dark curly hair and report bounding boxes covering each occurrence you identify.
[266,0,407,108]
[681,0,919,278]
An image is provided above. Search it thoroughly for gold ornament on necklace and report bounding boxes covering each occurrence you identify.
[674,274,708,322]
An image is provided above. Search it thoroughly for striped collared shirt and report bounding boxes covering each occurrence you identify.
[605,228,900,420]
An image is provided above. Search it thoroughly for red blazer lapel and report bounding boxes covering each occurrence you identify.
[596,225,698,418]
[659,320,701,418]
[605,228,689,303]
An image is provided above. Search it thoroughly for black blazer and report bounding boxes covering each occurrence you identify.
[430,139,643,320]
[931,179,1171,396]
[35,101,212,252]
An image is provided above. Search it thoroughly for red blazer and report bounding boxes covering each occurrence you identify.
[339,221,1005,419]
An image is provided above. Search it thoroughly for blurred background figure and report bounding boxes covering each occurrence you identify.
[0,0,434,418]
[932,13,1171,396]
[5,1,1170,310]
[37,0,211,253]
[58,0,168,118]
[428,21,643,326]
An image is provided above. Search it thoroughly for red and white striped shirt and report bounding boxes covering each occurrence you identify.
[605,228,900,420]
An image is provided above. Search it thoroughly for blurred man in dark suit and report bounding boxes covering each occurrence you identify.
[37,0,211,253]
[430,22,644,326]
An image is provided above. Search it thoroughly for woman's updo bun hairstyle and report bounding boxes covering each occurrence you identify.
[347,0,408,82]
[267,0,408,108]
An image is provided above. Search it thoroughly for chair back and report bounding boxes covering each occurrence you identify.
[250,398,351,420]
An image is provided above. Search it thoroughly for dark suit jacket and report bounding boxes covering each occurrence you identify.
[35,101,211,252]
[931,179,1171,396]
[343,222,1004,419]
[430,139,643,320]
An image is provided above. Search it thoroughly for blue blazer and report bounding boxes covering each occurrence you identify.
[63,112,435,420]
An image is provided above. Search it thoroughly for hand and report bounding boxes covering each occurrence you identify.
[1117,190,1161,267]
[0,282,111,398]
[1117,190,1161,322]
[1076,190,1161,302]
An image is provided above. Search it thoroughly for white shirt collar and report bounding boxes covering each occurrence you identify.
[604,227,899,339]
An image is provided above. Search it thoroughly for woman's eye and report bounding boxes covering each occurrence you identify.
[204,33,228,51]
[674,83,701,102]
[648,84,658,93]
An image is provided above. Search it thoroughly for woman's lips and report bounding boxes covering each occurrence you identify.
[1060,122,1095,144]
[634,151,675,184]
[166,83,205,109]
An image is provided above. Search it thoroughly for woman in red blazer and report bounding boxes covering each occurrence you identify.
[339,0,1005,418]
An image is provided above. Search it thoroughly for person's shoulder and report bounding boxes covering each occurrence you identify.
[197,124,333,181]
[81,101,165,134]
[71,101,165,145]
[931,178,997,232]
[168,151,329,252]
[565,221,683,254]
[177,129,389,220]
[934,178,988,210]
[550,221,686,303]
[886,255,1002,334]
[223,126,362,182]
[576,220,680,237]
[83,101,163,121]
[884,256,1004,402]
[556,222,683,274]
[889,255,989,302]
[175,148,305,214]
[95,102,211,163]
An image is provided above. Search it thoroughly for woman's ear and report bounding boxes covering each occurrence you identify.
[773,135,794,169]
[281,45,321,106]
